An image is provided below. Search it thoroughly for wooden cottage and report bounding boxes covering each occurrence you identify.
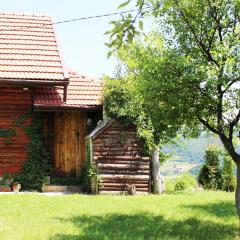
[0,13,151,193]
[0,13,102,177]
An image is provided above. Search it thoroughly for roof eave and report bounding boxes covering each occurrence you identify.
[0,78,69,87]
[34,104,103,112]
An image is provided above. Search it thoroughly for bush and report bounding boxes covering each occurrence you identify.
[198,147,222,190]
[174,180,186,191]
[80,140,99,193]
[14,114,52,191]
[174,173,197,191]
[165,178,176,192]
[222,154,236,192]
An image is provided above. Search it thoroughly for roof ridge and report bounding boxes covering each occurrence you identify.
[68,70,102,81]
[0,12,51,18]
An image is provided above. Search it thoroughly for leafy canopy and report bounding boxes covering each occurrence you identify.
[105,0,240,164]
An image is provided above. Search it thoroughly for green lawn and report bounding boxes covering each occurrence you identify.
[0,191,238,240]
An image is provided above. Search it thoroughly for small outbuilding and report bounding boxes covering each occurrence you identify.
[87,120,151,194]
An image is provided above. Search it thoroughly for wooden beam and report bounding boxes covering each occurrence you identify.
[63,84,68,103]
[0,79,69,87]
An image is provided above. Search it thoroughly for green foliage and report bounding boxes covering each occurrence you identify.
[80,140,99,193]
[103,66,183,150]
[14,114,52,191]
[106,0,240,170]
[222,155,236,192]
[198,147,236,191]
[0,128,15,138]
[106,0,147,57]
[165,173,198,192]
[165,178,176,192]
[198,147,223,190]
[174,180,186,191]
[174,173,198,191]
[0,173,13,187]
[0,128,16,144]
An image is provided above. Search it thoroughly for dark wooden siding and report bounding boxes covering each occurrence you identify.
[0,87,32,175]
[92,121,150,194]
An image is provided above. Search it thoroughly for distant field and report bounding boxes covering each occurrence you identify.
[162,134,222,177]
[0,191,237,240]
[161,159,199,178]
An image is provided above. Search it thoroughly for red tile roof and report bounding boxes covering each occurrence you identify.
[34,71,103,109]
[0,13,67,83]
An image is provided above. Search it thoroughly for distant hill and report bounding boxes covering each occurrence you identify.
[161,133,222,178]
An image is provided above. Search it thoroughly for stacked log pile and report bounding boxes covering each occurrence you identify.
[91,121,151,194]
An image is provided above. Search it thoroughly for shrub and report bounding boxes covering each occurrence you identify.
[80,140,99,193]
[175,180,186,191]
[165,178,176,192]
[0,173,13,187]
[222,154,236,192]
[198,147,222,190]
[14,114,52,191]
[174,173,197,191]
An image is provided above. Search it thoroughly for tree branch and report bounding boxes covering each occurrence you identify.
[174,1,220,68]
[197,116,219,134]
[229,110,240,139]
[223,76,240,93]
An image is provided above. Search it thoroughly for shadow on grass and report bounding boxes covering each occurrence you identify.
[50,212,237,240]
[183,200,236,218]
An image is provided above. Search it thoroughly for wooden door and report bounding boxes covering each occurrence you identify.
[54,112,86,177]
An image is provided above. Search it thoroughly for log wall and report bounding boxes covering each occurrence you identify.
[54,112,86,177]
[0,87,32,175]
[91,121,150,194]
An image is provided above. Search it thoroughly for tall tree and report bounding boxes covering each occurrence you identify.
[104,72,173,193]
[106,0,240,218]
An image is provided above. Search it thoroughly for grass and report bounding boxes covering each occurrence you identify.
[0,191,238,240]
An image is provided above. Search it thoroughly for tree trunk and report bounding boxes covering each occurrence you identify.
[152,146,164,194]
[236,164,240,224]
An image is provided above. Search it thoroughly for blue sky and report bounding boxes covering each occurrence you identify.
[1,0,131,77]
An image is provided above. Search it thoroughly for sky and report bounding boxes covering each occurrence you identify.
[0,0,134,78]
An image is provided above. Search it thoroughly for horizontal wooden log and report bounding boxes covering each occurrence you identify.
[95,154,143,158]
[98,169,149,175]
[93,146,142,152]
[99,171,149,176]
[0,147,27,153]
[99,191,148,195]
[93,139,141,145]
[102,178,149,182]
[0,156,27,162]
[99,187,149,192]
[93,156,150,161]
[99,174,150,180]
[105,125,136,129]
[98,163,149,169]
[100,183,148,187]
[0,143,28,147]
[98,164,149,169]
[95,162,150,167]
[102,133,137,138]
